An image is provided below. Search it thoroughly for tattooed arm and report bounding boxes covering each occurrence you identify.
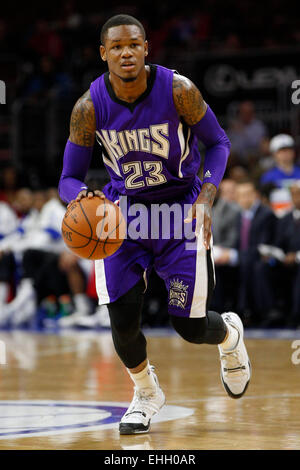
[173,73,207,126]
[58,90,104,203]
[173,74,217,206]
[173,74,231,248]
[69,89,96,146]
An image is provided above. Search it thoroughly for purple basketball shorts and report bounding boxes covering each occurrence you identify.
[95,183,215,318]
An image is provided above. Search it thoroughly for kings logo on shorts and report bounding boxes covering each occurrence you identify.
[169,278,188,309]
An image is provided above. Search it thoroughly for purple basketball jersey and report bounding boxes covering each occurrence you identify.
[90,64,202,202]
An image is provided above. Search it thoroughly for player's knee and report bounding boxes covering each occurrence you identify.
[107,280,145,343]
[112,320,140,346]
[108,304,141,347]
[170,316,208,344]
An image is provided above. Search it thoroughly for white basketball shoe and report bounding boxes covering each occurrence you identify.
[119,366,166,434]
[218,312,251,399]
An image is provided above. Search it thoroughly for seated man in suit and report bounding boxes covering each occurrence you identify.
[219,180,278,325]
[211,179,240,312]
[213,179,240,248]
[273,181,300,327]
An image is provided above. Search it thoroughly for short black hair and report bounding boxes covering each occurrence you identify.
[100,14,146,45]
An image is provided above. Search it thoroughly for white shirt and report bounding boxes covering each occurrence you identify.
[0,198,66,256]
[0,202,18,239]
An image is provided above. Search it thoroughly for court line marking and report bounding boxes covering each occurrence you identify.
[0,401,194,440]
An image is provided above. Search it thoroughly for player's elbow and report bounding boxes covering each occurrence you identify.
[214,130,231,154]
[222,132,231,152]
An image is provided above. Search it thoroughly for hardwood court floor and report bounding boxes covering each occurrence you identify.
[0,329,300,450]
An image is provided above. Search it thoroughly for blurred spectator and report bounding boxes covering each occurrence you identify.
[260,134,300,188]
[193,8,211,44]
[166,14,196,50]
[56,251,94,328]
[260,134,300,216]
[20,56,73,101]
[12,187,37,218]
[28,19,64,61]
[242,137,275,187]
[227,101,268,164]
[258,137,274,171]
[0,188,94,327]
[221,180,278,325]
[0,188,40,320]
[227,164,249,183]
[58,0,82,30]
[0,164,19,207]
[0,201,18,241]
[259,182,278,209]
[20,247,93,328]
[271,181,300,327]
[0,188,41,251]
[0,189,62,325]
[211,179,240,312]
[219,33,242,52]
[236,180,278,324]
[212,179,240,249]
[0,201,19,307]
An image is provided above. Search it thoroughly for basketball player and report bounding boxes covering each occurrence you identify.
[58,14,251,434]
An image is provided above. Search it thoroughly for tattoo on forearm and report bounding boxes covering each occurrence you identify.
[173,74,207,126]
[69,89,96,147]
[198,183,217,206]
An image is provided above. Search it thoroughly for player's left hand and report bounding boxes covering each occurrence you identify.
[184,200,212,250]
[67,189,105,209]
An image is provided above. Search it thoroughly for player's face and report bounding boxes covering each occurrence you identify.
[100,25,148,82]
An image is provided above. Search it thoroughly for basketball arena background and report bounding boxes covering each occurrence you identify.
[0,0,300,330]
[1,0,300,454]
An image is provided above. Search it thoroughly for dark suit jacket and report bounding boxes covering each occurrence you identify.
[275,211,300,253]
[212,198,240,248]
[236,203,278,261]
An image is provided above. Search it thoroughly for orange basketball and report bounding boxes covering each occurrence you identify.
[61,197,126,260]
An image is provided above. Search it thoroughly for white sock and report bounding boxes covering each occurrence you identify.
[0,283,9,306]
[221,323,239,351]
[73,294,91,314]
[12,296,37,325]
[127,361,157,394]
